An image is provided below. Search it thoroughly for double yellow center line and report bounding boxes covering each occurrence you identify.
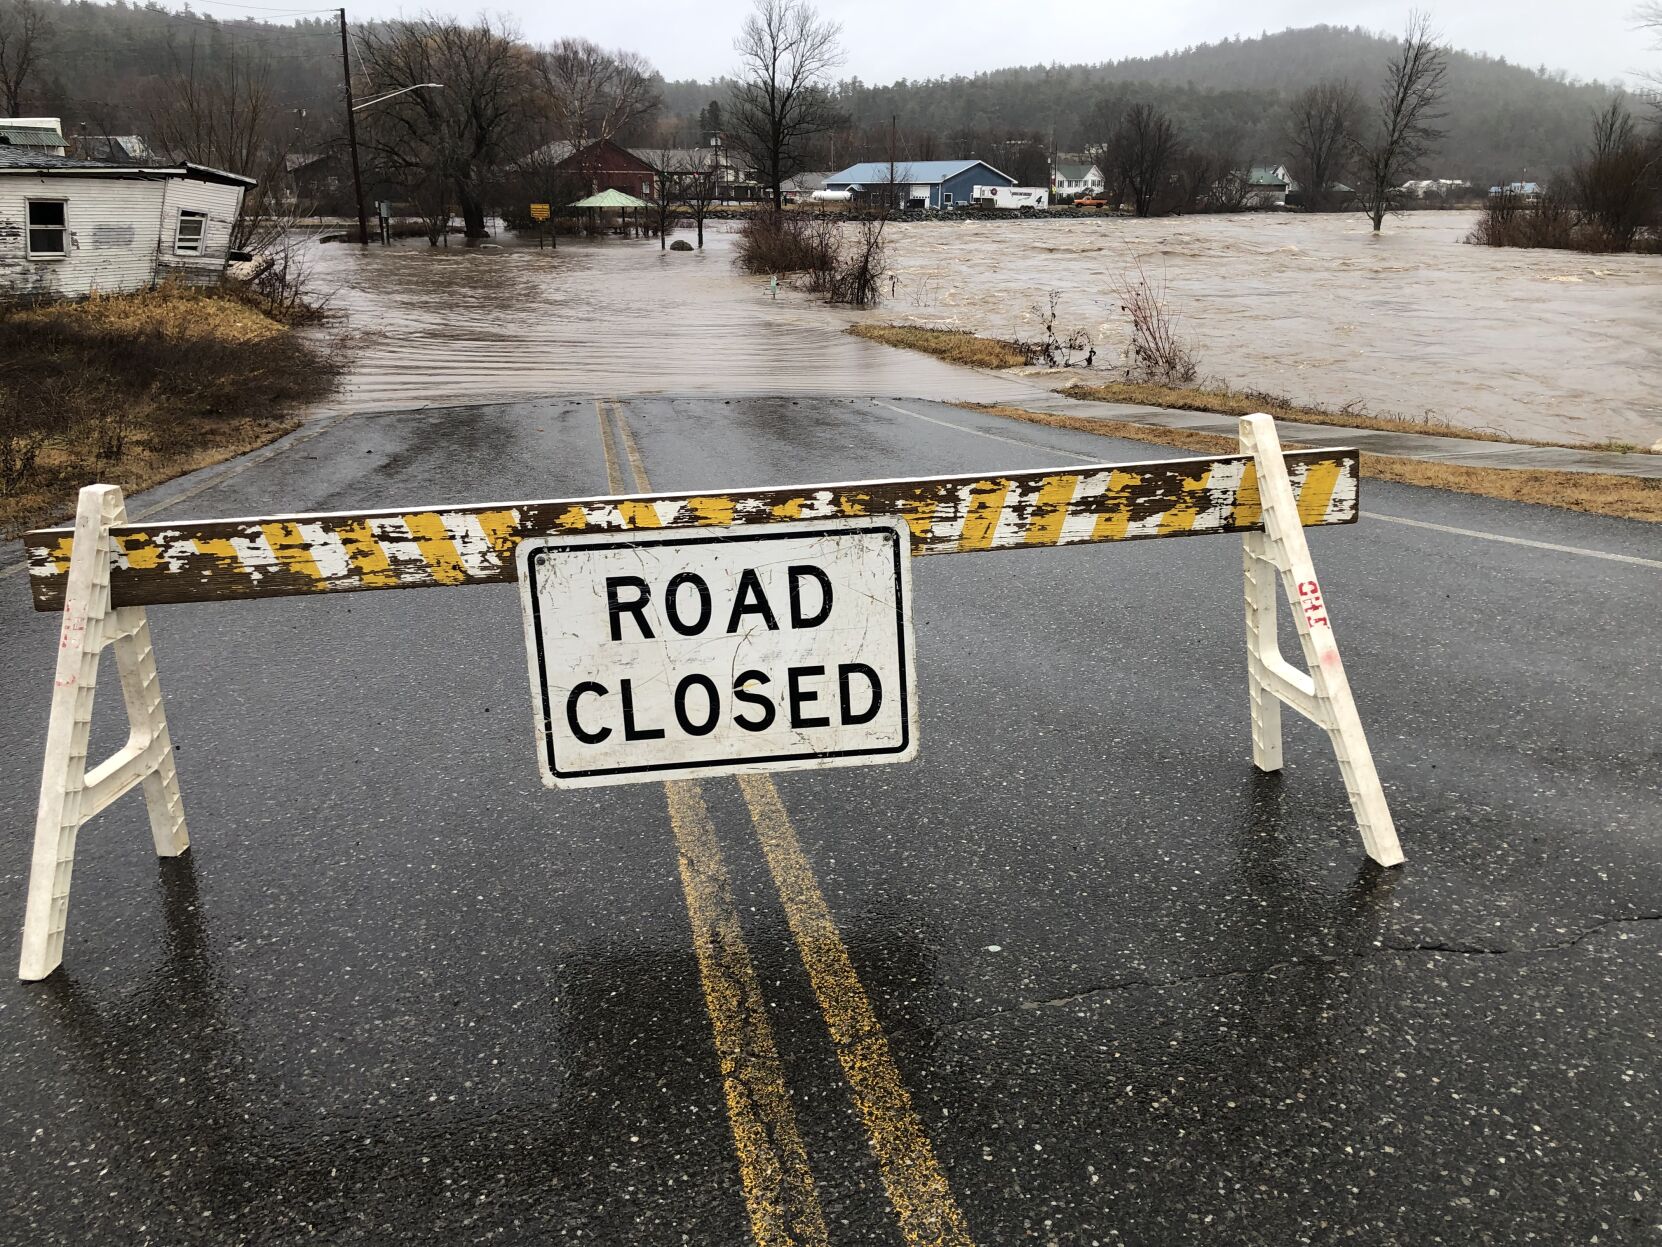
[595,399,974,1247]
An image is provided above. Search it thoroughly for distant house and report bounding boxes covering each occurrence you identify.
[1051,162,1103,196]
[74,134,158,163]
[823,159,1014,210]
[0,117,67,156]
[781,170,830,203]
[1245,165,1293,207]
[1,148,254,300]
[1488,181,1542,201]
[524,138,658,202]
[1401,177,1470,198]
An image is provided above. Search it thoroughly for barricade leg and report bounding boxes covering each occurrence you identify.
[19,485,189,981]
[1238,415,1404,868]
[1243,533,1284,772]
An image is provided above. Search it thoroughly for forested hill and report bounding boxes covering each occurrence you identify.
[11,3,1624,186]
[665,25,1623,184]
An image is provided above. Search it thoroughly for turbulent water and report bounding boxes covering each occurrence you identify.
[308,214,1660,446]
[882,211,1662,447]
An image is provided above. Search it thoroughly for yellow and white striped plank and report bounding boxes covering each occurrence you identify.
[24,448,1358,611]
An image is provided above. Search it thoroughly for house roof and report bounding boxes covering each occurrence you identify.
[826,159,1011,186]
[1052,163,1097,180]
[78,135,157,162]
[1247,166,1289,187]
[0,147,255,186]
[0,124,64,147]
[783,170,829,191]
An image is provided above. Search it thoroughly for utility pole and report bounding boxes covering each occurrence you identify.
[338,8,369,247]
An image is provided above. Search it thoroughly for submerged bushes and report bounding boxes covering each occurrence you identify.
[1470,99,1660,253]
[735,211,889,307]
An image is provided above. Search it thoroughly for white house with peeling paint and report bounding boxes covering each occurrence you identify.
[0,148,254,301]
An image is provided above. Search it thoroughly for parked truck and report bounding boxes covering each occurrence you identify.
[970,185,1050,210]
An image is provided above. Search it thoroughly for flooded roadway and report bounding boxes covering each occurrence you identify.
[310,213,1661,448]
[308,227,1038,410]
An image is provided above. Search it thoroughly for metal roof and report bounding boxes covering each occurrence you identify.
[0,147,254,185]
[0,124,64,147]
[825,159,1011,186]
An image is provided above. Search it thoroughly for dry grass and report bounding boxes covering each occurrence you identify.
[963,403,1662,524]
[849,323,1030,369]
[1,282,342,535]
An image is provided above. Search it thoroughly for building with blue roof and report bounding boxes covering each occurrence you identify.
[823,159,1014,209]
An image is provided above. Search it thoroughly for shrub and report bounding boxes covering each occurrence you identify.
[670,239,694,251]
[1113,265,1198,385]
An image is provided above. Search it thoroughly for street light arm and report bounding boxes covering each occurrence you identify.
[352,83,445,111]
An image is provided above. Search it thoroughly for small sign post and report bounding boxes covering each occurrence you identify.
[529,202,552,249]
[517,518,917,788]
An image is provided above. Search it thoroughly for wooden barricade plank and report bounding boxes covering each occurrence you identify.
[24,448,1358,611]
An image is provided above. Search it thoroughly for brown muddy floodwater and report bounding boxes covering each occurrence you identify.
[309,214,1659,446]
[307,226,1033,410]
[884,211,1661,447]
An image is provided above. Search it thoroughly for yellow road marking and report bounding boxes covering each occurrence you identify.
[738,774,976,1247]
[666,781,833,1247]
[598,399,831,1245]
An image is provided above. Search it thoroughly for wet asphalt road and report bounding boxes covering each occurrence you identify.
[1,395,1658,1246]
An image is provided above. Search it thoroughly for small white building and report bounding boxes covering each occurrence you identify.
[0,117,67,155]
[1,148,253,300]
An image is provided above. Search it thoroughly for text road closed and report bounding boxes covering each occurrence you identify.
[517,518,917,788]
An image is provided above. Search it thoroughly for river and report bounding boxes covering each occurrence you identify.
[307,213,1660,447]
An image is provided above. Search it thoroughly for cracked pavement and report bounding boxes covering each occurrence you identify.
[0,395,1657,1245]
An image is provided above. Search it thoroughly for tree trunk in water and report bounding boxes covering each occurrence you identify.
[459,185,488,238]
[697,217,704,248]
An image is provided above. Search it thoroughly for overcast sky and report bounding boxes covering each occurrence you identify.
[227,0,1654,87]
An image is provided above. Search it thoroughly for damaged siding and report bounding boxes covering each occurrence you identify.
[0,175,166,299]
[155,179,245,285]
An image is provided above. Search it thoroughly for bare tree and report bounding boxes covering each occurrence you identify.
[729,0,845,213]
[534,37,660,188]
[1351,13,1449,232]
[681,141,720,247]
[145,38,290,253]
[1573,97,1658,249]
[0,0,48,115]
[1112,102,1180,217]
[1285,80,1359,212]
[358,16,534,239]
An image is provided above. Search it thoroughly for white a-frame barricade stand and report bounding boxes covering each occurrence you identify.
[17,414,1401,980]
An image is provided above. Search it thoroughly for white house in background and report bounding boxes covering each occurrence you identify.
[1245,165,1294,207]
[1050,162,1104,196]
[0,117,67,155]
[0,148,254,300]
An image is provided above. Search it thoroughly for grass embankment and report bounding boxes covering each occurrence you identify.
[963,404,1662,524]
[1,283,342,535]
[851,322,1660,521]
[849,323,1031,369]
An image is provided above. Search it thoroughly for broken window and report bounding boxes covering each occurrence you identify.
[175,209,207,256]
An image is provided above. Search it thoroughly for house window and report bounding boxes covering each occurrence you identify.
[174,209,207,256]
[642,181,652,197]
[942,192,953,206]
[26,199,67,258]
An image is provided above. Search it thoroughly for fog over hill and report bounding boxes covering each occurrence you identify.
[664,26,1623,183]
[11,3,1628,186]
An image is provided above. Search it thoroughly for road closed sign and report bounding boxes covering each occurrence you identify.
[516,518,917,788]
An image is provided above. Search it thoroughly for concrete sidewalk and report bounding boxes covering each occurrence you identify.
[1006,389,1662,479]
